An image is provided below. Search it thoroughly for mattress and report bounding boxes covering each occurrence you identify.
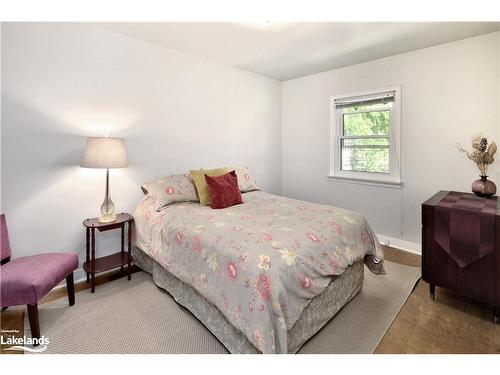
[133,190,384,353]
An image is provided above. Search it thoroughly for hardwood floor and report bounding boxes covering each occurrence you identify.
[0,309,24,354]
[382,246,421,267]
[1,247,498,354]
[39,266,141,305]
[375,246,500,354]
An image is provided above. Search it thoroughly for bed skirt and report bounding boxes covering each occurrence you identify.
[132,246,364,354]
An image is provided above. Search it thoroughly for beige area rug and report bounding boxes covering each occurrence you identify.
[25,261,420,354]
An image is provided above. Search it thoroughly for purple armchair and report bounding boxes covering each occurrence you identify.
[0,214,78,344]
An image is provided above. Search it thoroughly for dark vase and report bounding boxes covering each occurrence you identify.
[472,175,497,198]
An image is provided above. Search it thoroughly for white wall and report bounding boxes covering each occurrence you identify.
[1,23,282,275]
[2,23,499,270]
[282,32,500,248]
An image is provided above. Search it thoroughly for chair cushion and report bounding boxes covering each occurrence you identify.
[0,253,78,307]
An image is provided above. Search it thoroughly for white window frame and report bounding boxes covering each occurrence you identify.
[329,85,402,188]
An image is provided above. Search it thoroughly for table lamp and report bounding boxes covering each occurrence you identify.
[80,137,128,223]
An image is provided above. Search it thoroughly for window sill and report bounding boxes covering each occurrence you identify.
[327,175,402,189]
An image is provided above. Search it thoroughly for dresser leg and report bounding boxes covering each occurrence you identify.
[430,284,435,300]
[494,306,499,324]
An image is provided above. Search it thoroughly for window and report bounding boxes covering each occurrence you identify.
[329,86,401,187]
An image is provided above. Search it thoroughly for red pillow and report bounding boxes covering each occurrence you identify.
[204,170,243,209]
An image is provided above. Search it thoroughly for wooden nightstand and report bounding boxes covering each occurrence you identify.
[83,213,133,293]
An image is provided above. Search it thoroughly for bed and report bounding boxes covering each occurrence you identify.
[133,190,384,354]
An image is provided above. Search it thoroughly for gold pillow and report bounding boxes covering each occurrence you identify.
[190,168,228,205]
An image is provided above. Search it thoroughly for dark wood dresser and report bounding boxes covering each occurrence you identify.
[422,191,499,323]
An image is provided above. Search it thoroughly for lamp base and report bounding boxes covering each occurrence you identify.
[98,213,117,223]
[99,168,117,223]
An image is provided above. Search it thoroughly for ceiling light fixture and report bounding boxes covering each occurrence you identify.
[260,21,275,27]
[239,22,288,31]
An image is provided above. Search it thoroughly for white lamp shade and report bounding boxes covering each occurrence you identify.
[80,137,128,169]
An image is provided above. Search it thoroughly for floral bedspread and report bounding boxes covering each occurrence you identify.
[134,191,384,353]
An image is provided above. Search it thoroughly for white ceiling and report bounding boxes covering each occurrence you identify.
[97,22,500,81]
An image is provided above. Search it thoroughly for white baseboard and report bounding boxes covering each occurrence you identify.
[73,268,87,285]
[51,267,113,292]
[376,233,421,255]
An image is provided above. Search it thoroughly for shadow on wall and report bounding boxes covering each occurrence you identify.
[2,93,144,205]
[2,94,85,206]
[1,93,141,261]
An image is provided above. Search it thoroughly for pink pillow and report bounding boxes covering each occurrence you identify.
[205,170,243,209]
